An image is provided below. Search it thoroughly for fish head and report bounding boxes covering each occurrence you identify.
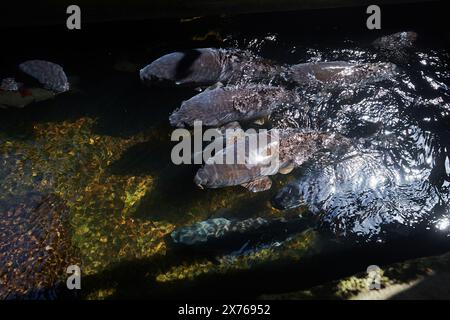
[271,182,303,210]
[194,165,232,189]
[169,97,209,128]
[402,31,418,42]
[140,49,222,86]
[168,111,187,128]
[169,90,225,127]
[194,162,259,189]
[194,167,213,189]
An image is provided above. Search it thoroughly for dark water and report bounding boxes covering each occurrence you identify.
[0,2,449,299]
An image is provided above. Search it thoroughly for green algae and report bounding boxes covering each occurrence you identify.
[0,117,169,276]
[0,115,317,298]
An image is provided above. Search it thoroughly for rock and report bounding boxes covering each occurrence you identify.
[0,193,79,299]
[19,60,70,93]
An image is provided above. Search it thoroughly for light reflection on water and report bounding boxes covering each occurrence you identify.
[266,37,450,242]
[0,18,449,298]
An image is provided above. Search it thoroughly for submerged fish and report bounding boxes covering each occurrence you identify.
[168,216,310,255]
[169,84,305,127]
[372,31,418,63]
[272,149,442,242]
[194,129,352,192]
[373,31,418,52]
[140,48,282,87]
[288,61,399,89]
[19,60,70,93]
[142,48,399,89]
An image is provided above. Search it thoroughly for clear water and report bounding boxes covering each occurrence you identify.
[0,5,449,299]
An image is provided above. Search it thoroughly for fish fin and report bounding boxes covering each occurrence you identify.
[241,177,272,192]
[181,16,203,23]
[279,162,295,175]
[205,82,223,91]
[219,121,242,132]
[253,117,267,125]
[194,82,223,92]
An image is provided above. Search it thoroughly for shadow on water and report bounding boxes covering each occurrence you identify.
[107,125,176,175]
[108,142,289,223]
[105,132,208,223]
[107,126,285,223]
[390,273,450,300]
[81,232,450,299]
[129,165,204,223]
[0,1,449,299]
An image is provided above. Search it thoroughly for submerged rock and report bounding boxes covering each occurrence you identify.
[0,193,79,299]
[19,60,70,93]
[169,84,305,127]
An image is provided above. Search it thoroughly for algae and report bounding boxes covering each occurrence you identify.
[0,115,314,298]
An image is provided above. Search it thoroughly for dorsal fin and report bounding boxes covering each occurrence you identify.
[241,176,272,192]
